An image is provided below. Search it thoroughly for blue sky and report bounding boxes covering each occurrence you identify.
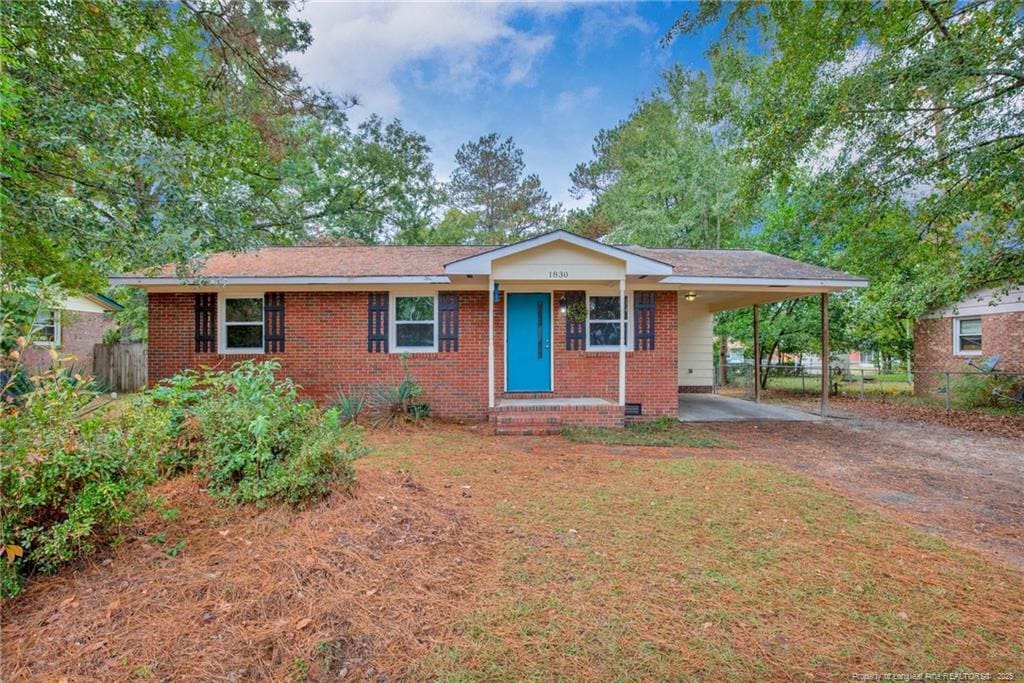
[289,2,721,209]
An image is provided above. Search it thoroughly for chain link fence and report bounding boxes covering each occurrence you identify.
[714,363,1024,412]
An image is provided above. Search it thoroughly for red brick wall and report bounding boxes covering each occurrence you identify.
[149,292,489,420]
[913,311,1024,394]
[22,310,115,376]
[147,289,679,422]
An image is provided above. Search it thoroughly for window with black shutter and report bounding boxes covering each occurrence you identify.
[564,291,585,350]
[367,292,388,353]
[264,292,285,353]
[194,293,216,352]
[438,293,459,352]
[634,291,656,350]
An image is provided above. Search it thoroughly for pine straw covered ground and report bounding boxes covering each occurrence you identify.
[3,424,1024,680]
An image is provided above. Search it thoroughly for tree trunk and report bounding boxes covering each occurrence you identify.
[718,334,729,386]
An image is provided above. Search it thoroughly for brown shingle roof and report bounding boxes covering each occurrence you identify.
[622,247,863,281]
[130,243,863,282]
[144,245,493,278]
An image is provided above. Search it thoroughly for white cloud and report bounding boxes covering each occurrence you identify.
[553,85,601,113]
[573,4,655,57]
[288,2,558,119]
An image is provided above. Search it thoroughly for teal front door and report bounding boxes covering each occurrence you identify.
[506,293,551,392]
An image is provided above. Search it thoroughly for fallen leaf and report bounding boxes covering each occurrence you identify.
[295,617,312,630]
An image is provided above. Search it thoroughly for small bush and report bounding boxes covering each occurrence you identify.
[333,387,366,425]
[369,378,425,426]
[950,371,1024,410]
[186,360,367,506]
[0,369,165,598]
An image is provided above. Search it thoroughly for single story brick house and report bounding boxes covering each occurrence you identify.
[913,284,1024,395]
[23,293,122,374]
[111,231,865,431]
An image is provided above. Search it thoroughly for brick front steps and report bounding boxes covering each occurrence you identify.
[489,397,624,435]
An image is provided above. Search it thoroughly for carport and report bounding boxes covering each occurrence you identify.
[627,247,869,420]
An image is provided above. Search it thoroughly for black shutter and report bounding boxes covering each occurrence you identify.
[634,291,656,351]
[438,293,459,352]
[264,292,285,353]
[565,291,586,350]
[368,292,388,353]
[194,293,216,352]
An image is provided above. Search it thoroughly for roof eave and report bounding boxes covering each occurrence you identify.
[661,276,868,289]
[108,275,452,287]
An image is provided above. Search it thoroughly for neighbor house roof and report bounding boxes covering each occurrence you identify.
[110,231,866,286]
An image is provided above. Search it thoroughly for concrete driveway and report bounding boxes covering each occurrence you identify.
[678,393,820,422]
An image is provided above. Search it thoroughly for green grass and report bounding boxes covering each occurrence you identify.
[561,415,728,447]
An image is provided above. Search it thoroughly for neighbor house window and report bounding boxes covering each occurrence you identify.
[953,317,982,355]
[222,296,264,352]
[393,295,436,352]
[587,294,630,350]
[33,309,60,346]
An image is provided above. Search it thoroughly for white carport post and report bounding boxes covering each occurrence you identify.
[488,277,495,409]
[618,277,626,406]
[820,292,829,418]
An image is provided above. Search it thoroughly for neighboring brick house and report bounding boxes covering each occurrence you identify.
[22,293,122,375]
[913,285,1024,395]
[111,230,865,431]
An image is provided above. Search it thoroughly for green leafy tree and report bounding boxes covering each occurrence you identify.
[570,70,745,249]
[446,133,562,244]
[1,1,440,291]
[666,0,1024,310]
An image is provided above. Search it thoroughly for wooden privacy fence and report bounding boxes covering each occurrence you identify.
[93,343,147,392]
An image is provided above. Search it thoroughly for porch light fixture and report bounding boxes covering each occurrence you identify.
[684,292,698,301]
[558,296,567,314]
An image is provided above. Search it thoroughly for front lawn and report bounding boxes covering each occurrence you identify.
[3,425,1022,680]
[367,428,1023,680]
[562,415,728,447]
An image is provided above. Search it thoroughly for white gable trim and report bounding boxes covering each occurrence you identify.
[922,285,1024,319]
[443,230,673,276]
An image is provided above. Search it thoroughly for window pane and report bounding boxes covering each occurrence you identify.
[396,296,434,322]
[226,324,263,349]
[959,318,981,335]
[33,310,56,342]
[589,296,620,321]
[959,335,982,351]
[589,322,622,347]
[396,322,434,347]
[226,298,263,323]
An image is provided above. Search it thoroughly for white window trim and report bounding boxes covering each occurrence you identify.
[218,294,265,355]
[585,292,632,352]
[952,316,982,356]
[32,309,61,347]
[390,292,438,353]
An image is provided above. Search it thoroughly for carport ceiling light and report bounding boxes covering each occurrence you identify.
[684,292,698,301]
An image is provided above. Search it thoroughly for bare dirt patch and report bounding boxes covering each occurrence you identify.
[769,391,1024,440]
[0,469,496,681]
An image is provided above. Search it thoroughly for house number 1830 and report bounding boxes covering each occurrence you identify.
[548,270,569,279]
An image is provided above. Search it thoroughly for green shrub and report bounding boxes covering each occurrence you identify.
[186,360,367,506]
[333,387,366,425]
[950,371,1024,410]
[0,369,165,598]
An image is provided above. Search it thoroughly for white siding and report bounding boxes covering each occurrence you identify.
[491,242,625,281]
[922,285,1024,319]
[678,301,714,387]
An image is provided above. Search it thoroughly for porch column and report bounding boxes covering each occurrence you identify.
[618,278,626,405]
[820,292,829,417]
[488,277,495,409]
[752,304,761,403]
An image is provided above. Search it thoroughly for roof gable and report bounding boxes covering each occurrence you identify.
[444,230,673,277]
